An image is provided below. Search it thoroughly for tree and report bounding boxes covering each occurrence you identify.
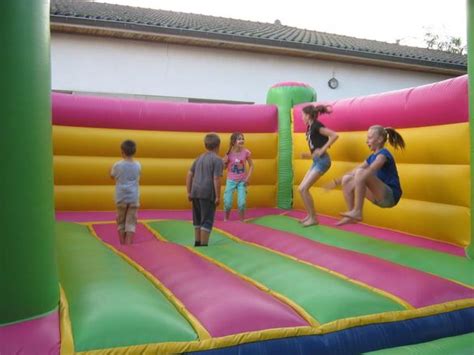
[424,32,466,54]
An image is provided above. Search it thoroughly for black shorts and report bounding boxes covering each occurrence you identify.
[192,198,216,232]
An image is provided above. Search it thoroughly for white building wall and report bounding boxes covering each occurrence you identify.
[51,33,453,103]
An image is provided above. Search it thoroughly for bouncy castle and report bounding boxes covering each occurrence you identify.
[1,1,473,354]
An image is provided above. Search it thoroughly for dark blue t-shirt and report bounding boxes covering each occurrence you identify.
[366,148,402,204]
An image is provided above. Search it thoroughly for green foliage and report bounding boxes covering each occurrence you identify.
[424,32,466,54]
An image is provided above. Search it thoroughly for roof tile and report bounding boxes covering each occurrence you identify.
[50,0,467,70]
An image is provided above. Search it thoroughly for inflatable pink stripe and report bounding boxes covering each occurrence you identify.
[285,211,465,257]
[52,93,277,132]
[215,221,473,308]
[0,311,60,354]
[293,75,468,132]
[92,223,308,337]
[55,208,283,222]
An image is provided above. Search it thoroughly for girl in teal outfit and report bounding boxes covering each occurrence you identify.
[223,132,254,221]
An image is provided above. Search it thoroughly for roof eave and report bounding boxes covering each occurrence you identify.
[50,16,467,76]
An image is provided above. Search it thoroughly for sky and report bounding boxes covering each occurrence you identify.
[96,0,467,49]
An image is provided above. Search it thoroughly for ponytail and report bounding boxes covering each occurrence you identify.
[385,127,405,150]
[370,125,405,150]
[302,104,332,121]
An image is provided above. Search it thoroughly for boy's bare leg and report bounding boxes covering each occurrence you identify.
[194,227,201,246]
[118,230,125,244]
[125,232,134,245]
[200,229,210,246]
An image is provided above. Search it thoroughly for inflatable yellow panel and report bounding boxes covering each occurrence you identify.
[293,122,469,165]
[293,188,470,246]
[54,156,277,186]
[53,126,277,159]
[55,185,276,211]
[53,125,278,211]
[394,164,470,207]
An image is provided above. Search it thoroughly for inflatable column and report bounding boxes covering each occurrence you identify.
[267,83,316,209]
[0,0,58,324]
[468,0,474,258]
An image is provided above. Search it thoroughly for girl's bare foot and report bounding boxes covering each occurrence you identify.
[298,215,310,224]
[335,216,357,226]
[302,219,319,227]
[340,210,362,221]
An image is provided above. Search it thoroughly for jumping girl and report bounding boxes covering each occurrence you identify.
[298,105,338,227]
[332,125,405,225]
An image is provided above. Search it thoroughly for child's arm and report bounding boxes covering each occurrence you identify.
[324,161,368,191]
[364,154,387,176]
[214,159,224,205]
[245,157,254,185]
[110,164,116,180]
[335,155,386,189]
[213,176,221,206]
[223,154,229,166]
[186,171,194,201]
[313,127,339,158]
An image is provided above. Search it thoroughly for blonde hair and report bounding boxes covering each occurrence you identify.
[369,125,405,150]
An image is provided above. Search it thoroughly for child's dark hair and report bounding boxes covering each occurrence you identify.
[121,140,136,157]
[204,133,221,150]
[302,105,331,121]
[370,125,406,150]
[227,132,243,154]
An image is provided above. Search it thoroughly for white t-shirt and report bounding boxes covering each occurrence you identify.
[111,160,141,205]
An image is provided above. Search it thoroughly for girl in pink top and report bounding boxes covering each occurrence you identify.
[223,132,254,221]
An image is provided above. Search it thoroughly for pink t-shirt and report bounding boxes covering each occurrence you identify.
[226,149,251,181]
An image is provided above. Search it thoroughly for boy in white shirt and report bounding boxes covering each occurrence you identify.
[110,140,141,245]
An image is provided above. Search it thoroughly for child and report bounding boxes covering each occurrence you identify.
[110,140,141,245]
[332,125,405,226]
[186,133,224,247]
[298,105,338,226]
[223,132,254,222]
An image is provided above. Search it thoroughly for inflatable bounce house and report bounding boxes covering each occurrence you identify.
[1,1,473,354]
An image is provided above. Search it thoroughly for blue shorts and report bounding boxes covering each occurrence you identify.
[372,185,396,208]
[311,153,331,174]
